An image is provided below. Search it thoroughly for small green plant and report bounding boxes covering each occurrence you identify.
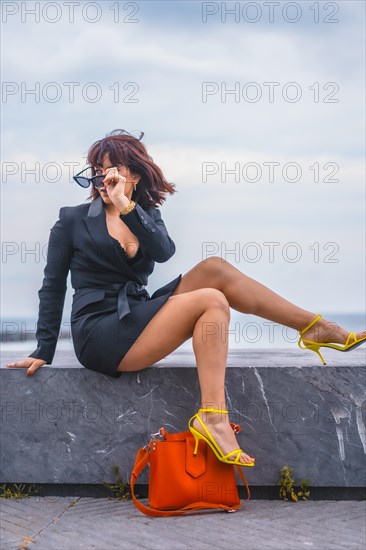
[102,465,132,501]
[278,465,298,502]
[0,483,39,499]
[297,479,311,500]
[277,466,310,502]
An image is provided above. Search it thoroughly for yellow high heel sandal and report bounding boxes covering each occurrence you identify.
[298,313,366,365]
[188,408,255,467]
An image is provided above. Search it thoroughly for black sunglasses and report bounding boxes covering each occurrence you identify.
[73,167,107,189]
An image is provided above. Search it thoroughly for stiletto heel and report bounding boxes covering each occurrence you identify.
[188,408,255,467]
[298,314,366,365]
[302,342,326,365]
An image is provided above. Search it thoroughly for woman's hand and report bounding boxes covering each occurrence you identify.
[103,166,130,208]
[5,357,46,377]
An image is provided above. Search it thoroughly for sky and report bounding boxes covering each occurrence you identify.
[1,0,365,326]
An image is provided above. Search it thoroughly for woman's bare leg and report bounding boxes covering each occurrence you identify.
[171,257,366,344]
[118,288,255,464]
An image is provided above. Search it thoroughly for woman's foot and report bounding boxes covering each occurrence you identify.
[300,317,366,346]
[193,411,255,465]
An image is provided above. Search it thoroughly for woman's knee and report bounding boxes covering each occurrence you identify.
[197,255,232,288]
[197,288,230,316]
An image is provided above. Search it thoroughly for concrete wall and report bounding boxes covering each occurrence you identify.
[1,349,365,487]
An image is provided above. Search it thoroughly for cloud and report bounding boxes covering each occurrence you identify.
[1,1,365,318]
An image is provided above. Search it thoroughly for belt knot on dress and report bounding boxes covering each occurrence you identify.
[109,281,148,320]
[76,281,147,321]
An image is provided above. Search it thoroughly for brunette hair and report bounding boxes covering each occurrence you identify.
[86,129,177,209]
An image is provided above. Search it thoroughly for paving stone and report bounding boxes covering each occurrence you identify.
[0,498,365,550]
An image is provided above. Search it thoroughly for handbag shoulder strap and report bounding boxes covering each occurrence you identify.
[130,447,241,517]
[235,465,251,501]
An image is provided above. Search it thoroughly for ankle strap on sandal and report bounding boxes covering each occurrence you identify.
[198,408,228,414]
[299,314,322,336]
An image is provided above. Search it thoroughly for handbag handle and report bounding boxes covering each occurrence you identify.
[130,447,250,517]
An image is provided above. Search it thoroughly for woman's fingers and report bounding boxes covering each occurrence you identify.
[104,168,126,184]
[104,170,127,203]
[5,357,46,376]
[6,359,33,368]
[26,359,46,376]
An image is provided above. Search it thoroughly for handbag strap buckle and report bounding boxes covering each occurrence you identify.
[230,422,241,434]
[150,427,166,440]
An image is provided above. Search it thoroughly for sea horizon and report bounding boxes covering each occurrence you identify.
[1,312,365,351]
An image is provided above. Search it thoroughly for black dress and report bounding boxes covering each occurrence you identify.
[29,197,183,379]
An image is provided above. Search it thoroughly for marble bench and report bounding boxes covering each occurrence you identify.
[1,348,365,489]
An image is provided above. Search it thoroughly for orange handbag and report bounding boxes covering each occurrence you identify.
[130,426,251,517]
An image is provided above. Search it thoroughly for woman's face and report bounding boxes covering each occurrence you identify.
[94,153,140,205]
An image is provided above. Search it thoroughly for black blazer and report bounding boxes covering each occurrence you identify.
[29,196,180,364]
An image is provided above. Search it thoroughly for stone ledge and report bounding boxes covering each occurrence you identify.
[1,348,365,487]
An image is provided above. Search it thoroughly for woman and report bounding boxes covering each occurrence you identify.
[6,129,366,467]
